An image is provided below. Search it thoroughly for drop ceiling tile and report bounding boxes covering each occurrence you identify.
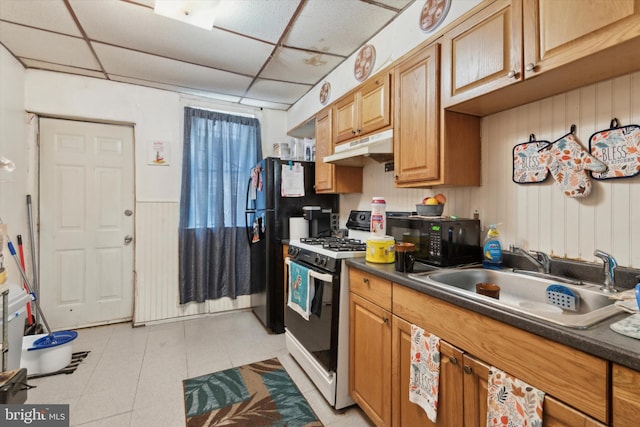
[0,0,82,36]
[70,0,273,75]
[260,46,343,85]
[285,0,398,56]
[93,42,253,97]
[111,76,242,103]
[374,0,414,10]
[0,22,100,69]
[245,79,310,105]
[20,58,106,79]
[239,98,290,111]
[214,0,299,44]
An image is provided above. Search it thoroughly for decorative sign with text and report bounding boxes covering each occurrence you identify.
[149,140,170,166]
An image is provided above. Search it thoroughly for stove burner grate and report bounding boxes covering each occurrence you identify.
[299,237,366,252]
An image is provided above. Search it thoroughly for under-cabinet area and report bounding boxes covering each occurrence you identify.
[347,262,640,427]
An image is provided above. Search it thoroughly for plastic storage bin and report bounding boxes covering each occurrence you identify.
[0,283,30,370]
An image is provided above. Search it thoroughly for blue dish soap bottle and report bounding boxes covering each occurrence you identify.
[483,224,503,270]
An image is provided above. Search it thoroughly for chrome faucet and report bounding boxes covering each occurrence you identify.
[512,246,551,274]
[594,249,618,293]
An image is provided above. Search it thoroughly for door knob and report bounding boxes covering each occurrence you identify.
[124,235,133,245]
[124,209,133,216]
[525,63,536,72]
[507,69,517,79]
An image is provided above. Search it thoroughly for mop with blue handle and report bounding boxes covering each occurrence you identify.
[4,228,77,349]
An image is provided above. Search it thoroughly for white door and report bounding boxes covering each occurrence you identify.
[39,118,135,329]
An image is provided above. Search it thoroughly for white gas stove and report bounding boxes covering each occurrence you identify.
[284,212,373,410]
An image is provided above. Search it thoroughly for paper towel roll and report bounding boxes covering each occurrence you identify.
[289,217,308,241]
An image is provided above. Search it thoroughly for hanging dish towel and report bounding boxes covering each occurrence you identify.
[486,367,544,427]
[287,261,314,320]
[409,325,440,423]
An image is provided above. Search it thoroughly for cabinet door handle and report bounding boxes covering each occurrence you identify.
[448,356,458,365]
[525,62,536,72]
[382,317,388,323]
[352,130,357,135]
[507,69,517,79]
[363,278,369,285]
[463,365,473,374]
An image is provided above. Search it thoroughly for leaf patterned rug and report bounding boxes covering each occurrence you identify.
[183,357,323,426]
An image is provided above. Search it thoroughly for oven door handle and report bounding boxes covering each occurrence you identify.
[285,258,333,283]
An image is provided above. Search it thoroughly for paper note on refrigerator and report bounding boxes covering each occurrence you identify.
[281,163,305,197]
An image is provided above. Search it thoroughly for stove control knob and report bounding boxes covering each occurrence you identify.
[319,257,327,267]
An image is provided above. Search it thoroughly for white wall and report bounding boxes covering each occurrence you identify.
[24,70,286,202]
[336,72,640,269]
[285,1,640,269]
[0,47,30,282]
[0,51,287,324]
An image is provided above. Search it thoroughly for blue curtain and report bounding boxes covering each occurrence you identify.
[179,107,262,304]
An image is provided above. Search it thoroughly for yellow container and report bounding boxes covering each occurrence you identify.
[366,236,395,264]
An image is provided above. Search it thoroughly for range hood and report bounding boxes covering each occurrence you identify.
[323,128,393,167]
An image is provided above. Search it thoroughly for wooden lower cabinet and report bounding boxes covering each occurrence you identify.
[613,363,640,426]
[392,315,463,427]
[462,354,605,427]
[392,284,608,423]
[348,266,610,426]
[349,292,391,427]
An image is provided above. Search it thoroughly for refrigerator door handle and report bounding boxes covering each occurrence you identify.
[245,176,254,211]
[245,211,253,246]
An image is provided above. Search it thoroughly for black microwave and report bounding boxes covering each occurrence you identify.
[386,216,481,267]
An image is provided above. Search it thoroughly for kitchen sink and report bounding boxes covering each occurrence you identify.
[408,268,621,329]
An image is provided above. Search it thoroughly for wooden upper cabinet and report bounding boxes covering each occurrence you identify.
[314,107,334,192]
[334,71,391,145]
[393,43,440,185]
[334,93,358,143]
[441,0,522,107]
[315,107,363,194]
[394,42,481,187]
[360,74,391,135]
[523,0,640,77]
[442,0,640,114]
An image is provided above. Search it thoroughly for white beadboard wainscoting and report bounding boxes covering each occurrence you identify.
[342,71,640,269]
[134,201,250,325]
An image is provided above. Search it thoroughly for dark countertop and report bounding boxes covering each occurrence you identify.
[346,258,640,372]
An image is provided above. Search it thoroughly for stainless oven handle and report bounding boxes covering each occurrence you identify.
[285,258,334,283]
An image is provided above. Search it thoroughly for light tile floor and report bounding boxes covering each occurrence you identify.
[25,310,373,427]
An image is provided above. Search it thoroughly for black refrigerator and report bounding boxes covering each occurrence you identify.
[245,157,338,333]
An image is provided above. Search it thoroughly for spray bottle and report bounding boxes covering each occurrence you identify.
[482,224,503,270]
